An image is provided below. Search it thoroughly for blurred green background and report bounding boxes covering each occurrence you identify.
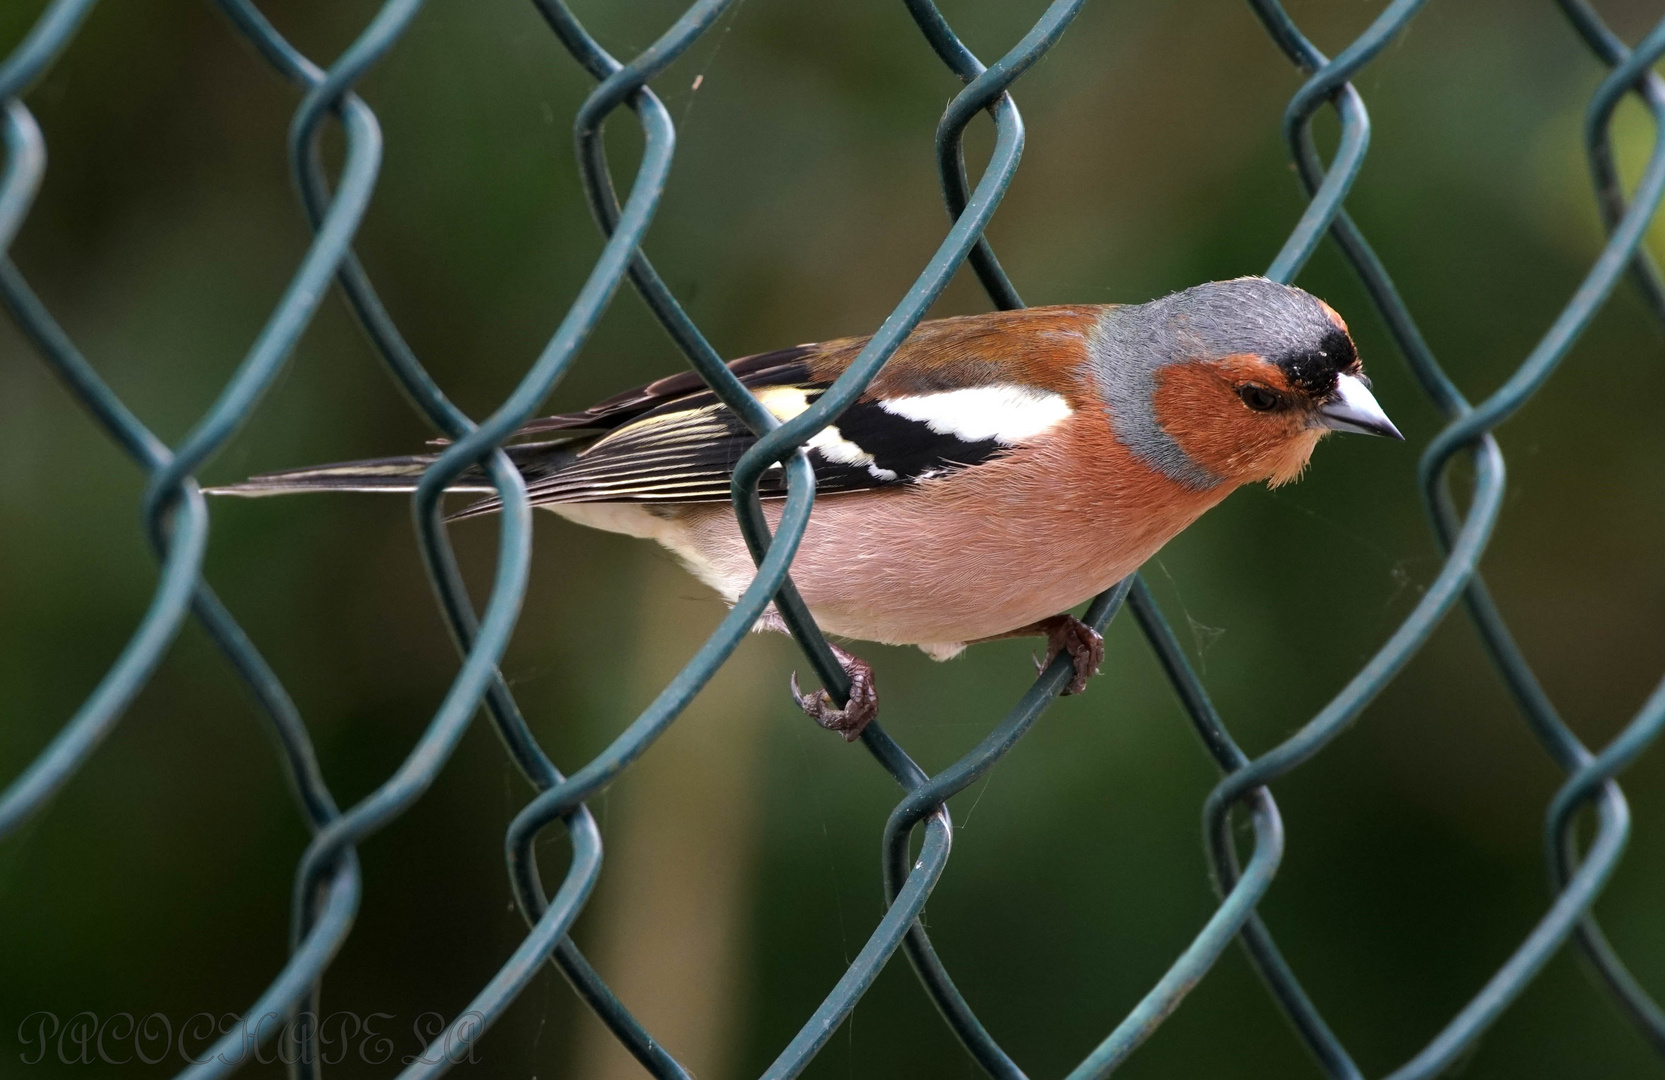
[4,0,1665,1076]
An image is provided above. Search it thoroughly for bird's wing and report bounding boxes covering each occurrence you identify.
[450,310,1095,518]
[451,378,1046,517]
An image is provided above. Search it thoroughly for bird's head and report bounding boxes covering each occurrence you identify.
[1089,276,1401,491]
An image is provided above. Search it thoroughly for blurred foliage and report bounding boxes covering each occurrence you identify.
[2,0,1664,1077]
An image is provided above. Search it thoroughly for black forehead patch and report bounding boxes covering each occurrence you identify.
[1276,326,1356,397]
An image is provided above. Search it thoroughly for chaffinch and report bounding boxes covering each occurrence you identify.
[213,276,1401,739]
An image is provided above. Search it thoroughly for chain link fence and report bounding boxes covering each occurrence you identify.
[4,0,1665,1077]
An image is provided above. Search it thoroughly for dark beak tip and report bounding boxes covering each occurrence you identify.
[1354,419,1405,441]
[1366,414,1406,441]
[1320,414,1405,441]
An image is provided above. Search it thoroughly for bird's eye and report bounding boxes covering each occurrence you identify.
[1238,384,1283,412]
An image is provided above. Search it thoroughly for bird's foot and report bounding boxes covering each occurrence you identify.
[790,644,878,742]
[1032,614,1104,696]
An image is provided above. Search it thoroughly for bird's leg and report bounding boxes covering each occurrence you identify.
[973,613,1104,696]
[789,642,879,742]
[754,609,879,741]
[1038,615,1105,695]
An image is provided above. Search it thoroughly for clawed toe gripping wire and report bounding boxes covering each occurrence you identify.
[3,1,1663,1077]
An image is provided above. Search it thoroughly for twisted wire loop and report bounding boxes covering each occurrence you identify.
[5,0,1665,1078]
[496,5,1108,1080]
[860,6,1258,1079]
[1193,4,1665,1079]
[0,1,379,1077]
[0,0,343,847]
[0,0,356,981]
[220,1,802,1076]
[1559,0,1665,328]
[875,1,1665,1078]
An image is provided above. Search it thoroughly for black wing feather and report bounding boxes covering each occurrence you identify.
[507,346,819,438]
[448,388,1009,519]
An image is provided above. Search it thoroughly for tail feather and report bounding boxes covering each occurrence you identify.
[206,442,580,501]
[205,454,490,497]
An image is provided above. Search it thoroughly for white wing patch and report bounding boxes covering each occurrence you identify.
[806,424,898,482]
[755,385,897,481]
[877,384,1072,445]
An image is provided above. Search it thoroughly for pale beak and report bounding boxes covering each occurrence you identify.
[1317,373,1403,440]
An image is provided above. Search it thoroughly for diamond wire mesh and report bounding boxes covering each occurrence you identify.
[3,0,1665,1078]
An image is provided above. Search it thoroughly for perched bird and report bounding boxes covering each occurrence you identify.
[211,277,1400,739]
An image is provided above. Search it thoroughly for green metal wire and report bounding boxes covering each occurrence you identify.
[2,1,1663,1078]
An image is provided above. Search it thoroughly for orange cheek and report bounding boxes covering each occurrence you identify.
[1151,362,1317,484]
